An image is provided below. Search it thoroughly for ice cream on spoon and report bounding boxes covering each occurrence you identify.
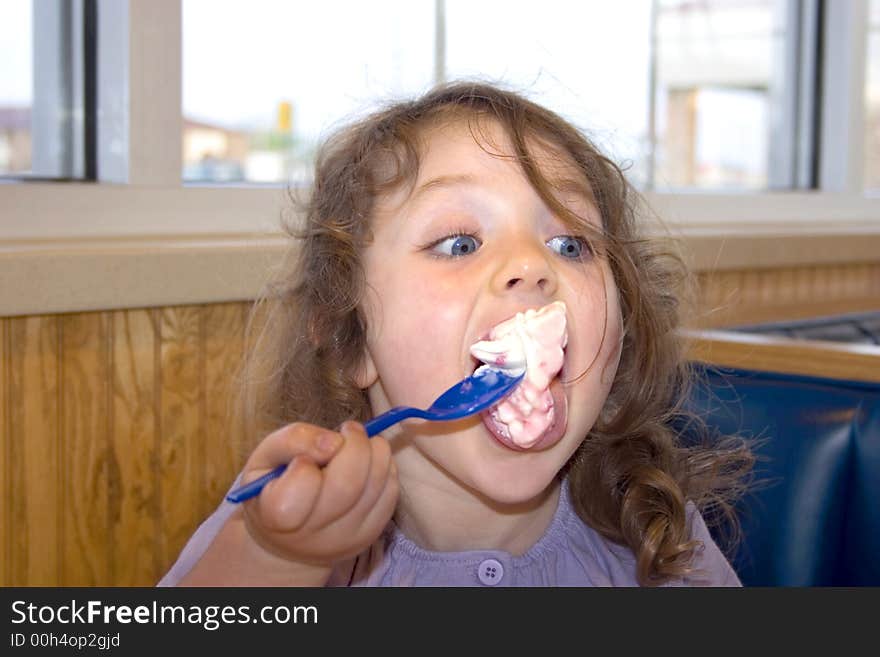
[469,301,568,448]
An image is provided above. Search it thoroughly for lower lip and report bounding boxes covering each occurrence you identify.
[480,378,568,452]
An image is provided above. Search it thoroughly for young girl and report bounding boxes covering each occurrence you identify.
[159,81,753,587]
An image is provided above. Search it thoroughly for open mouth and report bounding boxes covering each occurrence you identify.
[481,376,568,451]
[468,301,569,451]
[468,347,569,451]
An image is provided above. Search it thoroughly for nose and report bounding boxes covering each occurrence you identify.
[490,236,558,298]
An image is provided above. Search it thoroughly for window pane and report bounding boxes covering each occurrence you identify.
[1,0,88,180]
[182,0,434,185]
[0,0,33,176]
[444,0,653,187]
[182,0,799,191]
[866,0,880,190]
[654,0,786,190]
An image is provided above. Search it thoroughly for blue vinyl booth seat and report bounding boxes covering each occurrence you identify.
[681,364,880,586]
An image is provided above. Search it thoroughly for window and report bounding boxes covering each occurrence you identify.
[0,0,33,176]
[653,0,797,190]
[181,0,811,192]
[182,0,435,185]
[866,0,880,189]
[0,0,96,180]
[443,0,652,186]
[1,0,878,312]
[0,0,876,239]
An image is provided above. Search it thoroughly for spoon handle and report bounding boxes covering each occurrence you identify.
[225,406,426,503]
[225,465,286,503]
[363,405,426,437]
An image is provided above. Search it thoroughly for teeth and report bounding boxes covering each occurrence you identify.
[497,404,517,424]
[514,398,533,417]
[489,409,511,439]
[522,384,539,406]
[510,419,524,438]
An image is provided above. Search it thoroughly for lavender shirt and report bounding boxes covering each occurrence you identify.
[158,479,741,587]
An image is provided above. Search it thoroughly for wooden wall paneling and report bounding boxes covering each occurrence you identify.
[694,263,880,329]
[790,266,809,304]
[60,312,111,585]
[158,305,203,575]
[695,270,735,327]
[810,264,827,301]
[7,316,61,585]
[202,302,247,520]
[852,263,869,297]
[239,299,268,448]
[109,309,159,586]
[1,319,8,586]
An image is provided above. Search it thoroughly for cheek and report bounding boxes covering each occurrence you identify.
[567,266,621,375]
[365,268,474,403]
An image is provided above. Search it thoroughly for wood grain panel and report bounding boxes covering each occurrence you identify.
[7,315,61,585]
[1,319,8,586]
[202,303,247,519]
[694,262,880,328]
[158,306,203,573]
[60,312,111,585]
[109,309,160,585]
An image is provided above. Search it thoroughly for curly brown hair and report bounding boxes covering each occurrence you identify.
[238,81,754,586]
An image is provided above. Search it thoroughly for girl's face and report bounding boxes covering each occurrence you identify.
[359,119,623,505]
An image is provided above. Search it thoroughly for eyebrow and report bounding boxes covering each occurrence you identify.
[408,173,479,204]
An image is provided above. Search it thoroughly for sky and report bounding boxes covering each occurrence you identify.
[4,0,877,181]
[0,0,33,104]
[0,0,653,163]
[179,0,653,163]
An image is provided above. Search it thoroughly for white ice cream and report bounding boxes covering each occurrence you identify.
[469,301,568,447]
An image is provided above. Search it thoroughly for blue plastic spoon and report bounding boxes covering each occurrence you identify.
[225,367,524,504]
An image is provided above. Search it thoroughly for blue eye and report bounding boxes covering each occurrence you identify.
[547,236,590,259]
[432,234,482,257]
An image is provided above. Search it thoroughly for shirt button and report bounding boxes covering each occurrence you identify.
[477,559,504,586]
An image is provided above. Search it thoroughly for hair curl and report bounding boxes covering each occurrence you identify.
[237,81,754,586]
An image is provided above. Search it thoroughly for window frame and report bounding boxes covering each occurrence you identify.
[1,0,879,317]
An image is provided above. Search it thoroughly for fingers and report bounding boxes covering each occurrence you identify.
[240,419,400,564]
[256,455,324,533]
[244,422,344,480]
[240,421,345,534]
[311,421,374,525]
[318,430,397,538]
[335,451,399,539]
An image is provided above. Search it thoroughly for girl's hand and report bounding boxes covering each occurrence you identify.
[239,420,399,574]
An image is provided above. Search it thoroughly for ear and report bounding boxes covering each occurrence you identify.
[352,345,379,389]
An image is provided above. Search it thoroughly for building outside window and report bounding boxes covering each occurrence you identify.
[0,1,874,196]
[180,0,793,191]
